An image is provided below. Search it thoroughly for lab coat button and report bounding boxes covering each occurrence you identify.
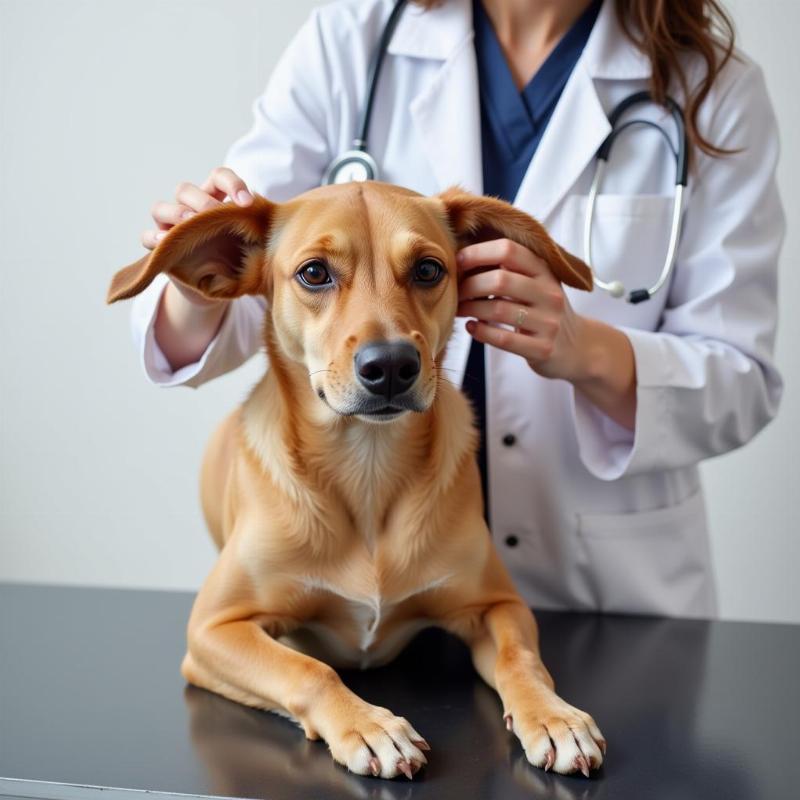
[504,534,519,548]
[502,433,516,446]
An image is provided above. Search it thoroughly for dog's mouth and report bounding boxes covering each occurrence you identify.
[359,404,406,418]
[354,403,413,424]
[316,387,423,420]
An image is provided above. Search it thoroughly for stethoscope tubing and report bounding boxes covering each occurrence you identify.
[584,91,689,303]
[357,0,410,151]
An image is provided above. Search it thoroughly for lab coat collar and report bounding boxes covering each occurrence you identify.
[405,4,482,195]
[387,0,473,62]
[581,0,651,80]
[388,0,651,81]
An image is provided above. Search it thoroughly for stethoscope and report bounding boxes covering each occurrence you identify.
[323,0,689,304]
[323,0,410,185]
[585,91,688,303]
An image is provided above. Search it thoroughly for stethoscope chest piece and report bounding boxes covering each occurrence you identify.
[323,148,379,185]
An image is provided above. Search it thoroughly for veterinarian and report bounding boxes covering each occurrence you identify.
[130,0,784,619]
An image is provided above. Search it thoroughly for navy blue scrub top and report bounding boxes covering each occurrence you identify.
[462,0,602,524]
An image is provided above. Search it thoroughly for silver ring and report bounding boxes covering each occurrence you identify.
[514,306,528,332]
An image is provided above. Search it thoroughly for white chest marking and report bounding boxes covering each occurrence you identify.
[297,573,453,655]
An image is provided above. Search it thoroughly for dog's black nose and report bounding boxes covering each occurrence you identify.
[354,341,421,399]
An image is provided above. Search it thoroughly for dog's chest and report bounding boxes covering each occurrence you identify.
[288,570,451,668]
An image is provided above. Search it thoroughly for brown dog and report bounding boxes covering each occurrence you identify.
[108,182,605,779]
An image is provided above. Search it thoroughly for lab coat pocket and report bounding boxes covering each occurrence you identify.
[576,488,716,618]
[557,193,674,328]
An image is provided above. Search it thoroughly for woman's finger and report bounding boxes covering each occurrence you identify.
[151,201,197,229]
[458,299,558,336]
[201,166,253,206]
[458,267,538,304]
[175,181,224,213]
[141,229,167,250]
[457,238,550,279]
[466,319,554,363]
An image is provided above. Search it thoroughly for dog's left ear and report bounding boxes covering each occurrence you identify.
[106,196,277,304]
[436,187,593,291]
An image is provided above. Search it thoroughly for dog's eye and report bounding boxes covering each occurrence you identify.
[297,260,332,288]
[413,258,444,285]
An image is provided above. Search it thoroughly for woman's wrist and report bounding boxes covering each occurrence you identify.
[567,315,638,430]
[153,280,230,371]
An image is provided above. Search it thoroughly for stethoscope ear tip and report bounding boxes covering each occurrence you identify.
[607,281,626,299]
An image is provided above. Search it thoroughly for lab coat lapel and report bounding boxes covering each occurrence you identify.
[396,0,480,385]
[513,62,610,223]
[390,0,482,194]
[406,41,482,196]
[513,0,651,222]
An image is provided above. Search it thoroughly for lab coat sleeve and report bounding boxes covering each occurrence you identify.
[570,61,785,479]
[130,274,267,389]
[130,6,341,387]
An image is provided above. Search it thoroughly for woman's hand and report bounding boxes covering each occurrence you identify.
[457,238,590,382]
[145,167,253,369]
[456,238,638,430]
[142,166,254,308]
[143,166,253,250]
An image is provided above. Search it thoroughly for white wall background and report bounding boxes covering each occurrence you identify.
[0,0,797,622]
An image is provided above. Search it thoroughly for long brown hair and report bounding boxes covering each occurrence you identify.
[412,0,737,161]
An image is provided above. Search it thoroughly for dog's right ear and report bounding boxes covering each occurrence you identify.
[106,196,277,304]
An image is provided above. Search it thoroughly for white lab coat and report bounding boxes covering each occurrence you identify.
[130,0,784,618]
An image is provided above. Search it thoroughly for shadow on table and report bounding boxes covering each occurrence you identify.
[183,614,755,800]
[184,684,403,800]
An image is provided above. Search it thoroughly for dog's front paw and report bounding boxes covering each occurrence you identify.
[504,691,605,777]
[323,698,429,780]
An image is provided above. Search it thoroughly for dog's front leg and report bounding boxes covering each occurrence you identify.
[472,600,606,776]
[183,617,429,779]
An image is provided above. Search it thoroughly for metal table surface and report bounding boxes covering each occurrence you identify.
[1,583,798,800]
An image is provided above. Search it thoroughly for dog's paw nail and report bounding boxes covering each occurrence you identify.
[503,713,513,731]
[599,738,607,755]
[398,759,414,780]
[410,759,423,775]
[544,749,554,772]
[576,755,590,778]
[412,738,431,752]
[369,757,381,777]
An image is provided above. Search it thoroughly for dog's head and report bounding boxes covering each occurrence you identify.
[108,182,591,423]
